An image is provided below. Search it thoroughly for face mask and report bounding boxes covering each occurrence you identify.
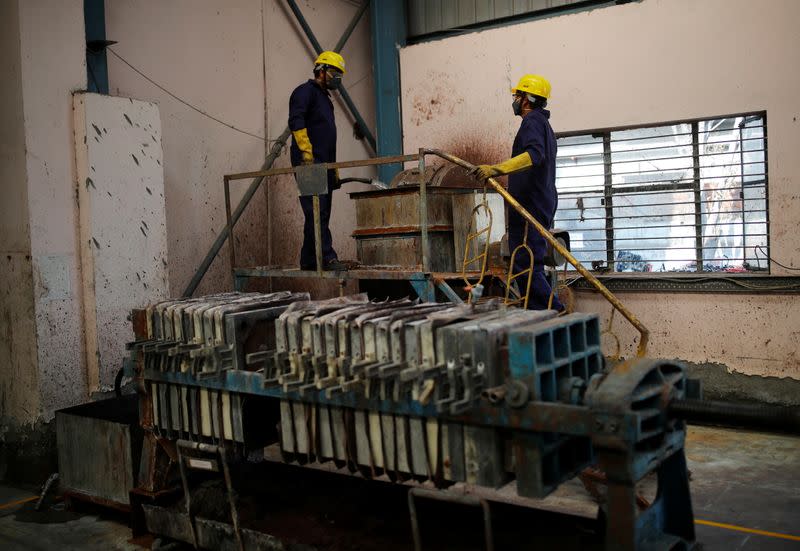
[326,72,342,90]
[512,97,523,116]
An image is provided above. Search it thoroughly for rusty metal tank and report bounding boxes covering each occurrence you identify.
[349,165,505,272]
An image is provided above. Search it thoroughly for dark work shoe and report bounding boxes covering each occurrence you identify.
[300,263,316,271]
[323,259,347,271]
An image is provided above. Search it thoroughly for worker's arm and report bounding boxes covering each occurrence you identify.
[469,152,533,181]
[292,129,314,165]
[288,87,314,165]
[470,116,546,181]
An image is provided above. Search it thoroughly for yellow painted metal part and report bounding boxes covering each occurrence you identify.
[504,222,533,309]
[461,193,493,287]
[425,149,650,357]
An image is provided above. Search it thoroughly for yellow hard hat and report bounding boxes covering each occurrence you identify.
[511,74,551,99]
[314,51,346,74]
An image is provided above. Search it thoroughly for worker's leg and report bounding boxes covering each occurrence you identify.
[528,226,563,311]
[529,227,563,311]
[319,191,337,263]
[299,195,316,268]
[299,193,337,269]
[528,270,563,310]
[508,220,563,311]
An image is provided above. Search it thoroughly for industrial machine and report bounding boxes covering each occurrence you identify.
[127,290,697,550]
[123,150,796,550]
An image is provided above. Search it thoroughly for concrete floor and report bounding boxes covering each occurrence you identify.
[0,425,797,550]
[0,487,141,551]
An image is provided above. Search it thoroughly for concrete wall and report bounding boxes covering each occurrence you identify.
[19,0,89,416]
[1,0,87,481]
[1,0,88,431]
[0,0,41,428]
[105,0,269,296]
[105,0,376,298]
[399,0,800,384]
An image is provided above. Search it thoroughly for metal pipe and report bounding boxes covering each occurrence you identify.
[669,398,800,434]
[419,148,429,272]
[423,148,650,357]
[313,195,323,275]
[408,488,494,551]
[334,1,369,53]
[285,0,377,152]
[223,176,236,280]
[182,127,291,297]
[35,473,59,512]
[225,153,419,181]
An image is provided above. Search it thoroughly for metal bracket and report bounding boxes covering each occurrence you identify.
[435,279,463,304]
[176,440,244,551]
[409,273,435,303]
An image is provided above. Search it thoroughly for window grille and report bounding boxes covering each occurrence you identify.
[554,113,768,273]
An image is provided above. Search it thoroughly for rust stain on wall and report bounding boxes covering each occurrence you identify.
[428,129,511,187]
[409,71,465,127]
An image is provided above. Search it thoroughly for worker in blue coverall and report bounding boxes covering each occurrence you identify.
[470,74,563,311]
[288,50,347,271]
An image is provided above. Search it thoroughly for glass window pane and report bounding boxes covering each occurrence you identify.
[553,193,606,266]
[698,115,767,270]
[553,114,767,274]
[612,191,696,272]
[611,124,693,190]
[556,136,604,193]
[556,135,606,265]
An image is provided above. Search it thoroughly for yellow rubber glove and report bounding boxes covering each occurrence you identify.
[469,152,533,181]
[470,165,502,180]
[292,128,314,165]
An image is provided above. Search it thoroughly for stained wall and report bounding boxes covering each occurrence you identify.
[105,0,376,299]
[399,0,800,383]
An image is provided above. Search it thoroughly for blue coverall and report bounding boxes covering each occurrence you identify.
[507,106,563,310]
[288,79,340,268]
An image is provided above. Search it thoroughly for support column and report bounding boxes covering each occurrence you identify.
[370,0,407,184]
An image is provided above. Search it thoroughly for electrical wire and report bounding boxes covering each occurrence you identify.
[757,245,800,271]
[107,47,273,143]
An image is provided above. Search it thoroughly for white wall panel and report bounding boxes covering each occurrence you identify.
[74,93,169,390]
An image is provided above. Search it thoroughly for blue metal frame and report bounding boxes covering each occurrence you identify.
[408,272,435,302]
[84,0,109,94]
[370,0,407,184]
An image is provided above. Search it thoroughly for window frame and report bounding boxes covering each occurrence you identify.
[554,111,770,277]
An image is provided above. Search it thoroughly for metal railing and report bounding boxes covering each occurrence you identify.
[219,149,650,356]
[223,154,420,276]
[421,149,650,357]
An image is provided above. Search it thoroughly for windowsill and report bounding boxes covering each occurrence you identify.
[565,272,800,293]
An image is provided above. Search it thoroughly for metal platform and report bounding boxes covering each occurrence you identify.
[233,265,500,303]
